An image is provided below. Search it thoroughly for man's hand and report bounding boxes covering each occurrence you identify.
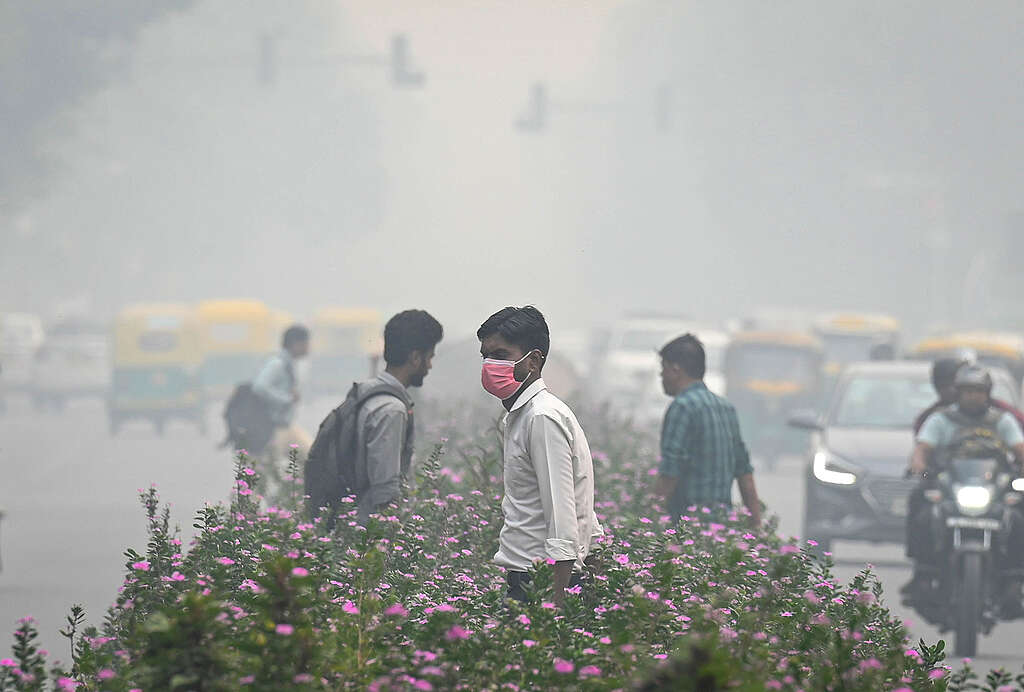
[909,442,931,476]
[552,560,573,608]
[736,473,762,527]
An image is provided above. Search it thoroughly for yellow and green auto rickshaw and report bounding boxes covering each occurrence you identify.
[196,300,276,399]
[814,312,901,396]
[309,308,383,395]
[725,331,825,469]
[109,303,205,435]
[909,331,1024,385]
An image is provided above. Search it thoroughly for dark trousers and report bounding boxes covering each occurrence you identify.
[506,571,584,602]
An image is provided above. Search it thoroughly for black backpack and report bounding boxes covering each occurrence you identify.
[222,383,275,455]
[304,381,407,521]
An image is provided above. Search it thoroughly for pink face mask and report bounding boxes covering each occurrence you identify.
[481,351,534,400]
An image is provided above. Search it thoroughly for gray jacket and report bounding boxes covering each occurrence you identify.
[355,372,415,522]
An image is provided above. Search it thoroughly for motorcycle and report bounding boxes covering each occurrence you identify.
[907,448,1024,657]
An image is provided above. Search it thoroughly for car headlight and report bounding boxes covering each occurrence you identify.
[812,450,858,486]
[955,486,992,514]
[1012,478,1024,492]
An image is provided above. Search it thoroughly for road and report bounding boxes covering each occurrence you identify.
[1,397,1022,673]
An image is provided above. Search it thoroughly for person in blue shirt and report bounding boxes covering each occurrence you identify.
[655,334,762,525]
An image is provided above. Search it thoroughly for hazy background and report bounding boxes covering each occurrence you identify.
[4,0,1024,334]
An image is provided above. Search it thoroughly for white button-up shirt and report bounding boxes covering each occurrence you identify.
[493,379,602,572]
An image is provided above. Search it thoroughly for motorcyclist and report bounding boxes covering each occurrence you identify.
[913,357,1024,437]
[903,364,1024,613]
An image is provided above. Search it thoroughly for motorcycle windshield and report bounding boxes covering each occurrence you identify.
[951,458,1000,485]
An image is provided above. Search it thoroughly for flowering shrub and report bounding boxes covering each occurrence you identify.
[3,405,1024,690]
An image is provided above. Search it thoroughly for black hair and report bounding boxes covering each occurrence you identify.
[932,358,966,390]
[383,310,443,366]
[659,333,706,379]
[476,306,550,357]
[282,324,310,349]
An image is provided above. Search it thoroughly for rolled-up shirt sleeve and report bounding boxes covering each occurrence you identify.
[528,413,579,562]
[362,403,407,509]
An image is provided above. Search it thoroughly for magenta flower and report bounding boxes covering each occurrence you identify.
[613,553,630,565]
[523,639,536,648]
[553,659,575,674]
[342,601,360,615]
[216,557,235,566]
[384,604,409,617]
[97,669,116,680]
[0,659,15,667]
[445,625,471,641]
[56,678,78,691]
[275,624,294,635]
[131,561,151,571]
[517,614,531,626]
[291,567,309,577]
[579,665,601,678]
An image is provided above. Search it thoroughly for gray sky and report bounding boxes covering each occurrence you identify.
[3,1,1023,337]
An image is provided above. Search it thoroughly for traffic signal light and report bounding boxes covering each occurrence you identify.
[515,82,547,133]
[391,34,425,87]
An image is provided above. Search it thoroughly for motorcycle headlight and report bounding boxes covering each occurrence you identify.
[955,486,992,514]
[812,450,858,486]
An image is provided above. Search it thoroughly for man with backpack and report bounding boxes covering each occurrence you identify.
[305,310,442,526]
[252,324,312,462]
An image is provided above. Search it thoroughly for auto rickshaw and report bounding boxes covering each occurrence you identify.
[725,331,824,470]
[814,312,901,397]
[109,303,205,435]
[309,308,383,395]
[909,331,1024,385]
[196,300,276,399]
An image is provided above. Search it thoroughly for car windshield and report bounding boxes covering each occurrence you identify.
[729,345,817,382]
[821,333,878,364]
[832,374,935,428]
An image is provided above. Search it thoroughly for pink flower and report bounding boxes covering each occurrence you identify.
[131,561,150,571]
[239,675,255,684]
[928,669,947,680]
[293,674,314,683]
[291,567,309,577]
[342,601,360,615]
[579,665,601,677]
[553,659,575,674]
[518,614,531,626]
[780,611,793,617]
[779,545,800,555]
[445,625,471,641]
[523,639,536,647]
[216,557,235,566]
[412,681,433,691]
[97,669,116,680]
[275,624,294,635]
[613,553,630,565]
[385,604,409,617]
[599,636,611,645]
[57,679,78,691]
[0,659,15,667]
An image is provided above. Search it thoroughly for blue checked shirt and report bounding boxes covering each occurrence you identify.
[659,382,754,517]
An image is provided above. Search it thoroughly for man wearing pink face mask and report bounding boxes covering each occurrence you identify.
[478,306,602,606]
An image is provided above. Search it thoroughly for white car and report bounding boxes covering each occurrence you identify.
[599,317,730,423]
[32,319,111,409]
[1,312,45,391]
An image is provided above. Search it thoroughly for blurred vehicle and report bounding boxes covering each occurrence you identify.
[725,330,824,469]
[790,361,1020,556]
[32,318,110,410]
[633,329,731,426]
[196,299,276,399]
[814,312,901,396]
[909,331,1024,385]
[109,303,205,435]
[309,308,382,396]
[0,312,45,391]
[598,316,712,395]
